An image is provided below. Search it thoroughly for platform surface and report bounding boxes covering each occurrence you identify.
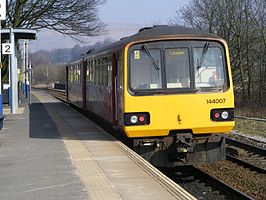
[0,90,196,200]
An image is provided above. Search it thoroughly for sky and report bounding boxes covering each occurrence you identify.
[30,0,189,52]
[99,0,189,24]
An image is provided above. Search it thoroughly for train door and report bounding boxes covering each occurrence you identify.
[66,65,69,101]
[82,59,87,109]
[111,53,118,125]
[111,51,124,127]
[116,51,124,127]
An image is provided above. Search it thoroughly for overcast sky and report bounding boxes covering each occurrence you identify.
[30,0,190,52]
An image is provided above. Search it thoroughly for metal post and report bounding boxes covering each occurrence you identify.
[22,41,26,94]
[28,64,32,105]
[25,40,29,97]
[0,20,2,95]
[10,28,18,114]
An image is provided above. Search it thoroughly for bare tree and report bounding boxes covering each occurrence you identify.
[2,0,106,80]
[172,0,266,111]
[32,63,65,86]
[4,0,106,37]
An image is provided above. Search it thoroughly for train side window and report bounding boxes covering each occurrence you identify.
[99,61,103,85]
[91,63,95,84]
[71,66,74,83]
[74,65,76,83]
[107,57,112,87]
[95,64,99,85]
[89,64,92,83]
[70,66,73,83]
[76,65,79,83]
[77,64,80,83]
[86,61,90,83]
[102,58,108,86]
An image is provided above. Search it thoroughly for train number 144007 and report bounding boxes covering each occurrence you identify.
[206,98,226,104]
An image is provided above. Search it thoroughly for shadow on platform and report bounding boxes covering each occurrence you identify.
[29,100,110,142]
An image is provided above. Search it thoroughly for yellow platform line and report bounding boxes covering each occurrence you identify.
[34,92,122,200]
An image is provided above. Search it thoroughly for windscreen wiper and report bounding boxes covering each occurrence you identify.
[142,44,160,70]
[197,42,209,69]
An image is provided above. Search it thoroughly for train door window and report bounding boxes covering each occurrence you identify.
[118,52,123,89]
[165,48,190,88]
[130,48,162,90]
[193,45,226,89]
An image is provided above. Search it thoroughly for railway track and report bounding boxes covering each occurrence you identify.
[226,137,266,173]
[46,88,67,102]
[163,166,252,200]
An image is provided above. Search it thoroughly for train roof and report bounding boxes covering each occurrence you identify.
[83,25,221,59]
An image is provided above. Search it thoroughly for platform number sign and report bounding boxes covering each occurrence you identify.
[0,0,6,20]
[2,43,14,55]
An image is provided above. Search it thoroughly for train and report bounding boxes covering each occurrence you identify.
[66,25,235,167]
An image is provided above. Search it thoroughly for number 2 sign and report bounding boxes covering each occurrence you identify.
[2,43,14,55]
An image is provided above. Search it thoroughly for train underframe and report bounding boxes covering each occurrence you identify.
[132,132,226,167]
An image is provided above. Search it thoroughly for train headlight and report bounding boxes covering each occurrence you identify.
[221,111,229,119]
[124,112,150,126]
[211,108,234,121]
[130,115,138,124]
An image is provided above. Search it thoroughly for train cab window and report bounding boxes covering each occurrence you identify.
[193,45,226,90]
[130,48,162,90]
[165,48,190,88]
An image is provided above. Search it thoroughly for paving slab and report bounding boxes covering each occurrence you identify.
[0,95,87,200]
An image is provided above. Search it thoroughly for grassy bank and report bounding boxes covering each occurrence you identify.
[234,118,266,138]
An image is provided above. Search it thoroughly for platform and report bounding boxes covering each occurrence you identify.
[0,90,196,200]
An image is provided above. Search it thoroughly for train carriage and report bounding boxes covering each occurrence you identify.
[67,26,235,167]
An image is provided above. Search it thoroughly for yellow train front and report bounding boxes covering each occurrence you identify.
[118,26,235,167]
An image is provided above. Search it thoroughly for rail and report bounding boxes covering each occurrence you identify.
[235,116,266,122]
[168,166,253,200]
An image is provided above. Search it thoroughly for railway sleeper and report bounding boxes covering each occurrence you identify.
[133,133,226,167]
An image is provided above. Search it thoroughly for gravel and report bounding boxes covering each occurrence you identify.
[198,160,266,200]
